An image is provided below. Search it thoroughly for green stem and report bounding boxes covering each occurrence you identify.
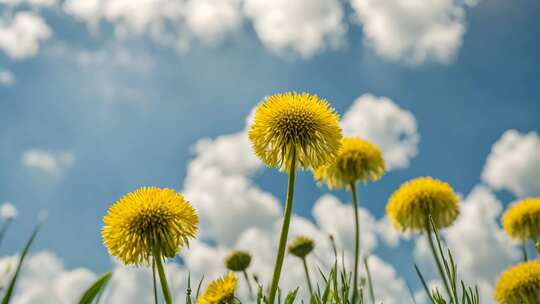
[425,224,452,301]
[363,257,375,304]
[152,259,159,304]
[302,257,314,296]
[243,270,254,300]
[522,241,529,262]
[153,246,173,304]
[268,149,297,304]
[350,182,360,303]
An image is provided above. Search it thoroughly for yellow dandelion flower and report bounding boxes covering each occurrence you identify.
[248,92,342,171]
[495,260,540,304]
[225,250,252,272]
[288,236,315,258]
[386,177,459,232]
[502,198,540,241]
[197,272,238,304]
[102,187,198,265]
[314,137,385,189]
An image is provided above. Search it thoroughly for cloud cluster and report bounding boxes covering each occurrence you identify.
[20,149,75,176]
[0,11,52,60]
[0,202,17,220]
[243,0,345,58]
[481,130,540,197]
[341,94,419,170]
[351,0,469,65]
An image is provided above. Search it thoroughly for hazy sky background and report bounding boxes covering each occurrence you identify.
[0,0,539,303]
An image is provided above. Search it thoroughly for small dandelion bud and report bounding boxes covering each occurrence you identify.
[225,250,252,272]
[288,236,315,259]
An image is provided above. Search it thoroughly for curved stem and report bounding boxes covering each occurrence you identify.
[243,270,254,300]
[302,257,314,296]
[350,182,360,303]
[153,246,173,304]
[152,259,159,304]
[425,223,452,301]
[268,149,297,304]
[522,241,529,262]
[363,257,375,304]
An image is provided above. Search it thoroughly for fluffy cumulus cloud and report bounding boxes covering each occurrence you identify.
[0,11,52,60]
[184,0,243,45]
[0,68,15,86]
[243,0,346,58]
[414,186,519,304]
[341,94,419,170]
[0,0,57,7]
[0,251,96,304]
[20,149,74,176]
[481,130,540,197]
[63,0,242,48]
[351,0,468,65]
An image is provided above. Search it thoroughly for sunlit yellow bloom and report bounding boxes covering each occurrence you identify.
[248,92,342,171]
[102,187,198,265]
[502,198,540,241]
[314,137,385,189]
[288,236,315,258]
[495,260,540,304]
[386,177,459,232]
[225,250,252,272]
[197,272,238,304]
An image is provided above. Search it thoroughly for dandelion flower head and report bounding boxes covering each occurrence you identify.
[197,272,238,304]
[248,92,342,171]
[386,177,459,232]
[314,137,385,189]
[102,187,198,265]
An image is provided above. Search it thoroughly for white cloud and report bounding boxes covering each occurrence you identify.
[482,130,540,197]
[63,0,242,49]
[243,0,346,58]
[0,11,52,60]
[182,131,281,246]
[351,0,467,65]
[0,202,17,220]
[0,251,96,304]
[0,0,57,7]
[0,68,15,86]
[341,94,419,170]
[21,149,74,176]
[184,0,243,45]
[414,186,519,304]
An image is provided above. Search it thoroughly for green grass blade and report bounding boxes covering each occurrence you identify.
[1,225,39,304]
[78,271,113,304]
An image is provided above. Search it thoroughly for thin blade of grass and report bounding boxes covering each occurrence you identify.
[78,271,113,304]
[1,225,39,304]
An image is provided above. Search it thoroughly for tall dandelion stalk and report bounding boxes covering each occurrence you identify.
[288,236,315,296]
[386,177,460,300]
[249,92,342,303]
[314,137,385,303]
[502,197,540,262]
[102,187,199,304]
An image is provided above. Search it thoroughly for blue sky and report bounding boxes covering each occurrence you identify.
[0,0,539,302]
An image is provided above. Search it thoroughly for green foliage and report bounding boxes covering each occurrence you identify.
[415,218,480,304]
[78,271,113,304]
[1,225,40,304]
